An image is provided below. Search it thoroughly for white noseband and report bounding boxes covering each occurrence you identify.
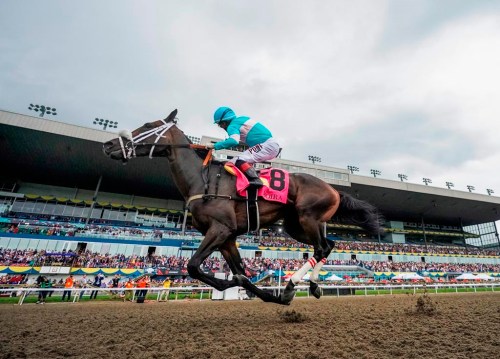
[118,120,175,160]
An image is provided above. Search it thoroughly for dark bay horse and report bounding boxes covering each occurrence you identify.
[103,109,383,305]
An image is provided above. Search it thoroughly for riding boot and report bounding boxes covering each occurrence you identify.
[235,160,263,187]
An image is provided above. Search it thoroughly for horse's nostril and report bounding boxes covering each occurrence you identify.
[103,141,113,150]
[103,141,115,154]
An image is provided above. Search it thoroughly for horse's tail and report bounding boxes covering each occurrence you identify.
[335,192,385,236]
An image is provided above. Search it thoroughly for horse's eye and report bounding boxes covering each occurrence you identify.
[144,122,154,129]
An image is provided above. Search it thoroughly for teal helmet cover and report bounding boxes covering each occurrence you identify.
[213,106,236,124]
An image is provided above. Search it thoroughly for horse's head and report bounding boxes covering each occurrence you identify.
[103,109,178,163]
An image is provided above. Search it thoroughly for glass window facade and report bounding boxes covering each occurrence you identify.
[464,222,500,248]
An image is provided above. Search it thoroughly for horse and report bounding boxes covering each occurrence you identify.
[103,109,383,305]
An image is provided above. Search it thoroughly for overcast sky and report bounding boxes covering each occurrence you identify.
[1,0,500,198]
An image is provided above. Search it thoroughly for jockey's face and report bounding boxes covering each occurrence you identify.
[218,121,229,130]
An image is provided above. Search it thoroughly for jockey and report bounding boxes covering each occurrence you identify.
[208,106,280,187]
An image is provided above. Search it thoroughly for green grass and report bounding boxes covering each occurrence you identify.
[0,291,213,304]
[1,286,498,304]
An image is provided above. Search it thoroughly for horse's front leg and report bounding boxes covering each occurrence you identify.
[219,239,246,276]
[186,225,240,292]
[220,240,284,305]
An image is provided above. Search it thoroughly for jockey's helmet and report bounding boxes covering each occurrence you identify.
[213,107,236,124]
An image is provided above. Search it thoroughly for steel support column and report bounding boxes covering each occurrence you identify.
[85,175,103,225]
[459,218,468,254]
[420,216,428,251]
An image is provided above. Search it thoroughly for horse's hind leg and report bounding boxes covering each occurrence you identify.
[308,232,335,299]
[309,250,333,298]
[309,258,326,299]
[282,219,332,303]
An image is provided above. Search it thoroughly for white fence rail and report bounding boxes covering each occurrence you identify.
[1,282,499,305]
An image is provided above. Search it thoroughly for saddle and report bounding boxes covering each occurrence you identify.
[224,163,289,232]
[223,162,288,203]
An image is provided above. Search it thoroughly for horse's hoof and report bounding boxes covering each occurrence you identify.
[309,282,322,299]
[310,288,321,299]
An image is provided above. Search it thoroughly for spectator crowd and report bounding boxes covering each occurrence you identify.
[2,221,499,257]
[1,248,499,276]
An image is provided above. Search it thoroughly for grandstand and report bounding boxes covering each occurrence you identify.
[1,109,500,288]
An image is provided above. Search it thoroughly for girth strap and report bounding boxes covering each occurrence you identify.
[246,186,260,232]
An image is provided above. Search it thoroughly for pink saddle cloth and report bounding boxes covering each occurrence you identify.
[224,163,289,204]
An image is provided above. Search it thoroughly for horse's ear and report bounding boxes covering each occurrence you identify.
[164,109,178,123]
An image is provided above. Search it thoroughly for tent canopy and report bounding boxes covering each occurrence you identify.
[455,273,478,280]
[475,273,494,280]
[324,274,343,281]
[392,273,424,280]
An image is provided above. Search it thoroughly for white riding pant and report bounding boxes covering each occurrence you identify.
[229,138,280,164]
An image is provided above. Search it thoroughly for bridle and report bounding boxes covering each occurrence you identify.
[117,118,209,161]
[118,119,180,160]
[113,116,231,219]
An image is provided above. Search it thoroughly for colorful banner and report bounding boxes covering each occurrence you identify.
[0,266,144,276]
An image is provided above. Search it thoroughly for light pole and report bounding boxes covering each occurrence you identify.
[398,174,408,182]
[487,189,494,196]
[422,178,432,186]
[347,165,359,174]
[446,182,454,189]
[28,103,57,117]
[308,155,321,165]
[370,169,381,178]
[93,118,119,131]
[467,185,475,193]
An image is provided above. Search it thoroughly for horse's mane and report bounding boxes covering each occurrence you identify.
[176,124,227,165]
[176,127,203,160]
[175,126,223,163]
[193,147,209,160]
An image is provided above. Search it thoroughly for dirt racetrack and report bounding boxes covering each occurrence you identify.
[0,292,499,359]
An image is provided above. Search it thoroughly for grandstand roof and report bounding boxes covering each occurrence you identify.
[1,110,500,227]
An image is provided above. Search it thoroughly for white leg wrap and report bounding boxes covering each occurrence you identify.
[310,258,327,283]
[291,257,317,285]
